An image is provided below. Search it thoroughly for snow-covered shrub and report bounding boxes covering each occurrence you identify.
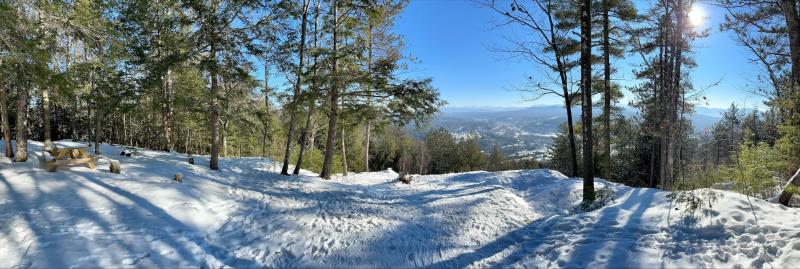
[668,187,721,225]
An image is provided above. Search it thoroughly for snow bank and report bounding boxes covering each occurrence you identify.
[1,140,799,268]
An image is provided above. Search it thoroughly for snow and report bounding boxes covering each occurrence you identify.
[2,140,800,268]
[53,140,89,149]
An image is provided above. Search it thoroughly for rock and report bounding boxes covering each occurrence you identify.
[109,160,121,174]
[174,173,183,183]
[398,173,412,184]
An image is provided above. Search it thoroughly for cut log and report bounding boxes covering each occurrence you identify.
[174,173,183,183]
[109,160,121,174]
[778,168,800,206]
[398,173,412,184]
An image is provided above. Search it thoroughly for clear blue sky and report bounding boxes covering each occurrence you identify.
[392,0,767,110]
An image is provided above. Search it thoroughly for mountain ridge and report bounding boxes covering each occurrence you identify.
[419,105,732,158]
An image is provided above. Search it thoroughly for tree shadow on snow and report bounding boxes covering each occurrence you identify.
[425,187,730,268]
[0,169,261,268]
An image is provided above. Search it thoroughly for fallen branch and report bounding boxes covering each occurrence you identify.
[777,168,800,206]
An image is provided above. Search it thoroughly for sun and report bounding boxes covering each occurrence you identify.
[687,5,705,28]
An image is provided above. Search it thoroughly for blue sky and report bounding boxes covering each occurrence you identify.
[392,0,767,110]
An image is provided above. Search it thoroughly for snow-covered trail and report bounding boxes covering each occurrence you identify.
[215,171,543,268]
[2,141,800,268]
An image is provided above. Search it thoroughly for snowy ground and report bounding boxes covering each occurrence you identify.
[2,140,800,268]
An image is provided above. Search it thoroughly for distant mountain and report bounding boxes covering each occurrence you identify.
[414,105,727,158]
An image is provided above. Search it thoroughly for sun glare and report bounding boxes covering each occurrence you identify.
[688,5,705,28]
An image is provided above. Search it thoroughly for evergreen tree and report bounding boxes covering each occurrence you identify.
[487,144,506,172]
[597,0,637,178]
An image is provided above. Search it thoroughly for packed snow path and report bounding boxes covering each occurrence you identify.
[2,141,800,268]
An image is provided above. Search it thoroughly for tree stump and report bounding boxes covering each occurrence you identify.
[174,173,183,183]
[109,160,121,174]
[398,173,412,184]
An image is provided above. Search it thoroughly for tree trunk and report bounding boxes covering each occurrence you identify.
[43,87,52,151]
[549,17,578,178]
[222,120,228,158]
[565,97,578,177]
[293,0,322,175]
[15,82,29,162]
[781,0,800,90]
[94,105,100,155]
[580,0,595,203]
[320,1,339,180]
[602,2,612,178]
[163,68,174,151]
[122,114,127,146]
[280,103,299,172]
[280,0,311,175]
[364,20,374,172]
[648,140,657,188]
[262,66,270,158]
[209,25,221,171]
[341,127,348,176]
[664,0,685,191]
[294,104,314,175]
[262,125,268,158]
[0,84,13,158]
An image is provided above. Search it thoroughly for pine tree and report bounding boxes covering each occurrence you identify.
[487,144,506,172]
[281,0,312,175]
[319,0,343,179]
[294,0,323,175]
[627,0,705,190]
[183,0,264,170]
[598,0,637,178]
[318,0,443,179]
